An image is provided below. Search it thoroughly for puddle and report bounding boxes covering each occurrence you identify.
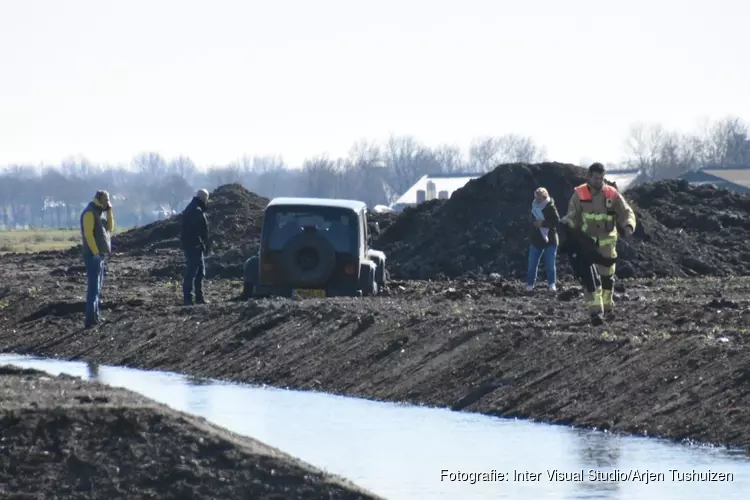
[1,353,748,500]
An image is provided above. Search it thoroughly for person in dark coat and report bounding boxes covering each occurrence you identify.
[526,187,560,292]
[180,189,210,305]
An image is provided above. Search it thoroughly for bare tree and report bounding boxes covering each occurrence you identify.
[383,135,442,195]
[344,142,390,206]
[497,134,547,164]
[132,152,167,177]
[701,116,750,167]
[624,117,749,181]
[158,174,194,213]
[302,155,346,198]
[0,130,561,226]
[205,164,243,188]
[468,134,547,172]
[60,155,98,178]
[250,155,286,173]
[167,155,198,181]
[433,145,466,173]
[348,139,382,167]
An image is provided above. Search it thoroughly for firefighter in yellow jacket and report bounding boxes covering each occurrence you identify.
[562,163,636,325]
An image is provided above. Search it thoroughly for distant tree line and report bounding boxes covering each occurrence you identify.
[624,115,750,182]
[0,116,748,230]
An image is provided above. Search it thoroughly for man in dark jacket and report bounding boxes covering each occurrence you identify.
[180,189,210,306]
[557,221,617,326]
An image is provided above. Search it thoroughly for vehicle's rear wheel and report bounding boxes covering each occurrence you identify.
[280,231,336,287]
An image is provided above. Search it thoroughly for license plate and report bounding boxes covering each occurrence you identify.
[293,289,326,298]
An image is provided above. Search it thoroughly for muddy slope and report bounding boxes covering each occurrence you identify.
[0,365,381,500]
[2,255,750,454]
[379,163,750,280]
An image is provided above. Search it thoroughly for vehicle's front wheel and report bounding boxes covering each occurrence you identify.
[242,255,259,300]
[359,265,377,296]
[375,262,387,288]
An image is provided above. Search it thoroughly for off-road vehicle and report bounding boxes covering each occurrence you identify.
[240,197,387,299]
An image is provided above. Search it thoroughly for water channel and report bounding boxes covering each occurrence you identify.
[1,353,747,499]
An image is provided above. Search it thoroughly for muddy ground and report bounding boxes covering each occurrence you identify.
[2,164,750,490]
[1,250,749,457]
[0,365,381,500]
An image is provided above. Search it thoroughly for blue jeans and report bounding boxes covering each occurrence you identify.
[84,254,106,326]
[183,247,205,304]
[527,244,557,287]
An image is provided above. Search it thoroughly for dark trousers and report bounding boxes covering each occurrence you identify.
[84,254,106,326]
[569,252,601,293]
[183,247,205,304]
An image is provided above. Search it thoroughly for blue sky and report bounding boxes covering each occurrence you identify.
[1,0,748,168]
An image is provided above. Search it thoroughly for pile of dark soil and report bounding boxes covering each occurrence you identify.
[379,162,750,280]
[0,365,380,499]
[626,179,750,269]
[112,184,269,256]
[368,211,399,246]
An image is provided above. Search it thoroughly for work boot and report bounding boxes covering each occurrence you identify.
[590,312,604,326]
[585,289,604,320]
[195,291,208,305]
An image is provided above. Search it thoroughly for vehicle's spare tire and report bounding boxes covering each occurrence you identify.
[280,230,337,287]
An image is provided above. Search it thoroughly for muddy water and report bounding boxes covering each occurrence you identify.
[1,354,748,500]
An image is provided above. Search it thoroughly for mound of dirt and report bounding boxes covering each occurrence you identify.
[626,179,750,267]
[112,184,269,256]
[379,162,750,280]
[368,211,399,245]
[0,365,380,499]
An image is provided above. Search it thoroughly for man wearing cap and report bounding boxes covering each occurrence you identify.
[80,189,115,328]
[180,189,210,305]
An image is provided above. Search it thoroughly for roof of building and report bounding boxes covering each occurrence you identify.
[394,173,480,206]
[266,197,366,211]
[700,168,750,188]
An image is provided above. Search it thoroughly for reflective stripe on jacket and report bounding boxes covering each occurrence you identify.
[564,183,636,247]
